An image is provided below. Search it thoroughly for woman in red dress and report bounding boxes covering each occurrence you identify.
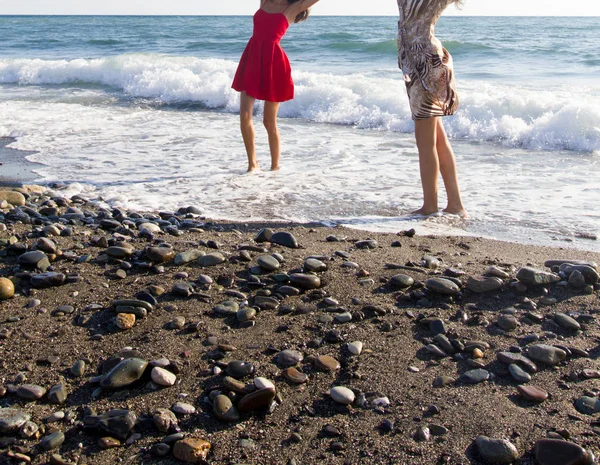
[232,0,320,172]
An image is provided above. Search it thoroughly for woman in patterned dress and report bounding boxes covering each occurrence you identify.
[397,0,467,217]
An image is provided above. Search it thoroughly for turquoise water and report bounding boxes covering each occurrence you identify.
[1,15,599,249]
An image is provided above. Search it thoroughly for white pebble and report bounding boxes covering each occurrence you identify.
[347,341,363,356]
[254,377,276,391]
[151,367,176,387]
[330,386,355,405]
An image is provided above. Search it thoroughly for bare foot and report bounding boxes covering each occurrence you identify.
[270,165,280,171]
[443,207,468,218]
[410,207,440,217]
[247,163,260,172]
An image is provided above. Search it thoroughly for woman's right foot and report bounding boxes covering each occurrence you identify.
[247,163,260,172]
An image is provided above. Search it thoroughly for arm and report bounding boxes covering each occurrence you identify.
[286,0,320,18]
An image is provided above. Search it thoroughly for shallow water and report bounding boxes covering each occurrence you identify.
[0,16,599,250]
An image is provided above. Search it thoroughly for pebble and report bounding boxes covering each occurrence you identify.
[428,318,446,335]
[41,431,65,451]
[31,272,65,288]
[554,313,581,331]
[100,358,148,389]
[213,395,240,422]
[276,350,304,367]
[289,273,321,290]
[0,277,15,300]
[315,355,340,372]
[508,364,531,383]
[83,409,137,439]
[173,438,211,463]
[527,344,567,365]
[270,231,299,248]
[282,367,308,384]
[0,408,31,433]
[153,408,178,433]
[99,437,121,449]
[425,278,461,295]
[254,228,273,243]
[534,439,591,465]
[574,396,600,415]
[174,250,205,265]
[459,369,490,384]
[517,385,548,402]
[474,436,519,464]
[516,267,561,286]
[226,360,255,378]
[389,274,414,289]
[467,275,504,293]
[151,367,177,387]
[238,388,276,413]
[16,384,47,401]
[116,313,136,330]
[330,386,355,405]
[197,252,226,267]
[497,314,519,331]
[48,383,67,404]
[347,341,363,355]
[304,258,327,272]
[257,255,280,271]
[172,402,196,415]
[487,266,510,279]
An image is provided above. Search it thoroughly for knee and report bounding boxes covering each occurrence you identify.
[263,118,278,134]
[240,111,253,126]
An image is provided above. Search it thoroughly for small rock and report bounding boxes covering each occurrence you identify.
[330,386,355,405]
[151,367,176,387]
[173,438,211,463]
[474,436,519,464]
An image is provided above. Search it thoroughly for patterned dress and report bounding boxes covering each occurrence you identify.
[397,0,459,120]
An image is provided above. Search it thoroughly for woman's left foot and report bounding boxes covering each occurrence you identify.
[270,165,280,171]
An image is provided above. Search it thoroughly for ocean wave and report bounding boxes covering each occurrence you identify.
[0,54,598,153]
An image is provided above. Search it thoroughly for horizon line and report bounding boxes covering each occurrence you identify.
[1,14,599,17]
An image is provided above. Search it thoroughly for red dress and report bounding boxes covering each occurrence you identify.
[232,9,294,102]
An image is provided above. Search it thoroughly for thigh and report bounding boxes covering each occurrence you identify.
[263,101,281,124]
[414,117,438,151]
[240,92,255,116]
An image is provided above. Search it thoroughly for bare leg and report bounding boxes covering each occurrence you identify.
[436,119,467,217]
[413,117,440,215]
[240,92,259,171]
[263,100,281,171]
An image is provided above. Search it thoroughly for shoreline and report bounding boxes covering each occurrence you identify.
[0,137,43,188]
[1,186,600,464]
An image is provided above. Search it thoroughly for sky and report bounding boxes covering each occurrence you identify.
[0,0,599,16]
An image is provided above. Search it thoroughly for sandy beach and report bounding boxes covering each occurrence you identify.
[1,183,599,465]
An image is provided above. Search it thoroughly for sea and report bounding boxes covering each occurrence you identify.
[1,15,599,250]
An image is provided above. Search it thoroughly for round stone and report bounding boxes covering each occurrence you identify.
[198,252,226,267]
[116,313,136,330]
[0,278,15,300]
[347,341,363,356]
[276,350,304,367]
[474,436,519,464]
[498,314,519,331]
[257,255,280,272]
[282,367,308,384]
[173,438,211,463]
[172,402,196,415]
[554,313,581,331]
[100,358,148,389]
[517,385,548,402]
[315,355,340,372]
[145,246,175,263]
[508,364,531,383]
[459,369,490,384]
[71,360,86,377]
[238,388,276,413]
[0,408,31,433]
[467,275,504,293]
[213,395,240,422]
[151,367,177,387]
[289,273,321,290]
[254,377,276,391]
[534,439,590,465]
[574,396,600,415]
[226,360,255,379]
[16,384,47,401]
[304,258,327,272]
[389,274,414,289]
[527,344,567,365]
[425,278,461,295]
[236,307,256,323]
[41,431,65,451]
[270,231,298,248]
[330,386,355,405]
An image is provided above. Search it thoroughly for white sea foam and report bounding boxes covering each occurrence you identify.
[1,55,599,153]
